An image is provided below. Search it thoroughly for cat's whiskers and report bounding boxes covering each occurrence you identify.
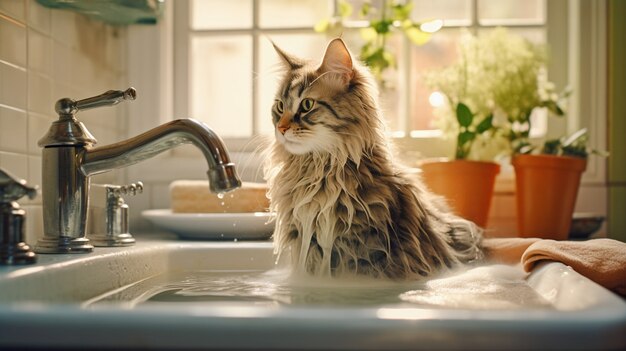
[237,134,272,182]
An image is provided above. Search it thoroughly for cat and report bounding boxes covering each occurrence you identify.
[264,38,483,279]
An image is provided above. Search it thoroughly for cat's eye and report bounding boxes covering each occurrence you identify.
[275,100,284,114]
[300,98,315,112]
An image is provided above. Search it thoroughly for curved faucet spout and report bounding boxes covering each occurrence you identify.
[37,88,245,253]
[81,118,242,193]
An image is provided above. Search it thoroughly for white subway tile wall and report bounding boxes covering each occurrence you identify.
[0,0,128,244]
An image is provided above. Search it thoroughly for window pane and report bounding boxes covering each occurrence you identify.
[191,0,252,30]
[257,34,329,135]
[478,27,546,45]
[259,0,331,28]
[190,35,253,138]
[413,0,471,26]
[478,0,546,26]
[372,33,403,133]
[410,29,462,131]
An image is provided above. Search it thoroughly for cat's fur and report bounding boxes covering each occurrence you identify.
[264,38,483,279]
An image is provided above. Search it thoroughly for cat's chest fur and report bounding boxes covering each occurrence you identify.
[280,156,352,234]
[271,154,366,275]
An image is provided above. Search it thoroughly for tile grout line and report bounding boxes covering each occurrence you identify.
[0,11,25,27]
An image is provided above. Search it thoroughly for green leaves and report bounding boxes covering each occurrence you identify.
[456,102,473,127]
[454,103,496,159]
[540,128,604,159]
[370,19,393,35]
[391,2,413,21]
[458,131,475,143]
[313,19,330,33]
[542,100,565,116]
[359,2,371,17]
[404,26,431,45]
[316,0,438,85]
[338,0,353,18]
[360,45,395,78]
[542,138,561,155]
[476,114,493,133]
[535,128,606,159]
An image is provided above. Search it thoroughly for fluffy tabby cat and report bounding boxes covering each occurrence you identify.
[264,38,483,279]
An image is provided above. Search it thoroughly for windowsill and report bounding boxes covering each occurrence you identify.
[494,168,516,194]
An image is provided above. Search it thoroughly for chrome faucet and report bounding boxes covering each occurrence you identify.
[35,88,242,254]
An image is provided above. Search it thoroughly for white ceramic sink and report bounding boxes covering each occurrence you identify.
[0,236,625,350]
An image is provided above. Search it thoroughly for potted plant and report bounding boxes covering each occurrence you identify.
[419,102,500,228]
[423,28,568,229]
[512,128,605,240]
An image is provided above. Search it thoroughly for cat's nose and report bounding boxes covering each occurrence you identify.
[277,114,291,135]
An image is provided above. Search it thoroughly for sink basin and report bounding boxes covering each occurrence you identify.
[1,236,625,350]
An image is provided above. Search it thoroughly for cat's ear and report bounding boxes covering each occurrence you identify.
[318,38,354,84]
[272,41,304,70]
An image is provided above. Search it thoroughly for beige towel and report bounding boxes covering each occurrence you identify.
[483,237,626,296]
[522,239,626,296]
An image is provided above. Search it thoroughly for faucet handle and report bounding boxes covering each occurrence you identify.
[107,181,144,199]
[40,87,138,148]
[88,181,143,247]
[0,169,37,203]
[55,87,137,116]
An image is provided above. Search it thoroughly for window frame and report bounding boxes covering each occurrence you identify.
[128,0,605,187]
[173,0,568,157]
[174,0,327,152]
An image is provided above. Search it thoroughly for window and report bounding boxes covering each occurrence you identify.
[174,0,563,155]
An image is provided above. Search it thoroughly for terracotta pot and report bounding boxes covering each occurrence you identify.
[512,154,587,240]
[420,160,500,228]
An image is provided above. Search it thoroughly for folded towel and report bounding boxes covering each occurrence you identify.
[522,239,626,296]
[483,237,626,296]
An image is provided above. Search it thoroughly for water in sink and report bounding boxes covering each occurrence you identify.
[87,264,553,310]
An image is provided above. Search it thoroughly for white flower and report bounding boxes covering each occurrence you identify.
[424,27,566,161]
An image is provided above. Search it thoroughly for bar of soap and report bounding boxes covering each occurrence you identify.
[170,180,269,213]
